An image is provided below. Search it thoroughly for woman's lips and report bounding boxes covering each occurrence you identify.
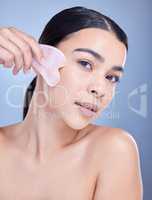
[74,101,99,112]
[74,102,98,117]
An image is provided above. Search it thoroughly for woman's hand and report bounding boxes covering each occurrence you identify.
[0,27,43,75]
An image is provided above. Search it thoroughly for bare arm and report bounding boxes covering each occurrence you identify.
[94,129,143,200]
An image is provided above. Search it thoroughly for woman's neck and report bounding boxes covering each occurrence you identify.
[14,89,80,163]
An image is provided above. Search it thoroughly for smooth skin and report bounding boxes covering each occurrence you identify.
[0,27,143,199]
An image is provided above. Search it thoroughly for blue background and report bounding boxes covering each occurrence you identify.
[0,0,151,199]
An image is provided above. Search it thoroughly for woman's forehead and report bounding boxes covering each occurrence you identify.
[59,28,125,52]
[62,28,118,45]
[58,28,127,66]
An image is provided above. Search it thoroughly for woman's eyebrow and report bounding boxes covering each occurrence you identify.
[111,66,124,74]
[72,48,104,62]
[72,48,124,74]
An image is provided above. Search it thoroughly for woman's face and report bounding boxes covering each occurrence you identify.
[42,28,127,129]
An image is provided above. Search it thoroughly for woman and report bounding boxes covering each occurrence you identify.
[0,6,143,200]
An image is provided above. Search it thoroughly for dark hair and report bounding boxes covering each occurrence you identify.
[23,6,128,119]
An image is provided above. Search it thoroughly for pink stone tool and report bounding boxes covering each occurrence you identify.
[31,44,66,87]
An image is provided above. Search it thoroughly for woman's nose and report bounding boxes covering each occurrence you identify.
[88,85,105,99]
[87,75,106,99]
[90,89,105,99]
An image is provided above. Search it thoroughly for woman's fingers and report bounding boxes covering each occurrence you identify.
[0,27,43,75]
[9,27,43,62]
[0,28,33,71]
[0,33,24,72]
[0,45,14,67]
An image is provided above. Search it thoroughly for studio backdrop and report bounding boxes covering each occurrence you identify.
[0,0,151,199]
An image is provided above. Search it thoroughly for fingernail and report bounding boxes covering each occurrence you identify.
[13,69,18,75]
[24,69,31,74]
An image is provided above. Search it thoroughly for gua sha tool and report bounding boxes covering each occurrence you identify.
[31,44,66,87]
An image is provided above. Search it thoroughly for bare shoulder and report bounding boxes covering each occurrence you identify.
[0,124,14,136]
[89,124,139,155]
[0,122,22,142]
[0,126,9,150]
[88,125,143,199]
[0,127,4,141]
[87,124,142,174]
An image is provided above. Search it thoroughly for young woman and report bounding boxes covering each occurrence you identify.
[0,6,143,200]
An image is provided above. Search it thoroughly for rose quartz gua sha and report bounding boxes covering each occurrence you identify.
[31,44,66,87]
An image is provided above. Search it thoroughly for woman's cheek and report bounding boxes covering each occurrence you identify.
[67,61,87,83]
[62,62,86,97]
[50,64,78,105]
[101,91,114,110]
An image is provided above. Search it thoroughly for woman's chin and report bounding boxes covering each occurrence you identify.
[59,106,92,130]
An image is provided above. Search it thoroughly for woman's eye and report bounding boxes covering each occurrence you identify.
[106,75,120,84]
[77,60,93,71]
